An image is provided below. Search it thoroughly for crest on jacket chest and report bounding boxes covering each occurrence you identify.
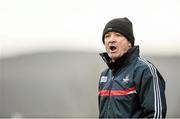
[122,74,130,84]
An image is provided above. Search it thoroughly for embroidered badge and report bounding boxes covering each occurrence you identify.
[100,76,108,83]
[122,74,130,84]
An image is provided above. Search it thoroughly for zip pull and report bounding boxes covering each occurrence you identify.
[111,76,114,80]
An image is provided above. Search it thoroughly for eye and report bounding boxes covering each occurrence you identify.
[115,33,122,37]
[104,33,110,38]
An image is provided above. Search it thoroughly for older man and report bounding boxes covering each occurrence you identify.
[98,17,167,118]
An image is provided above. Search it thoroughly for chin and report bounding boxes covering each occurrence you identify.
[109,55,120,61]
[111,52,124,60]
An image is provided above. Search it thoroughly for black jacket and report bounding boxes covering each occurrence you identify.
[98,46,167,118]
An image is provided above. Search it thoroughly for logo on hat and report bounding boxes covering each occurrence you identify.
[107,27,112,30]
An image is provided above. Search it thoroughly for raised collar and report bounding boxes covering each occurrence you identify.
[100,46,140,71]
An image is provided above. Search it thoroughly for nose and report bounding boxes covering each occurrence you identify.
[108,35,116,43]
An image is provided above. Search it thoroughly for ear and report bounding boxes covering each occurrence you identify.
[128,43,132,48]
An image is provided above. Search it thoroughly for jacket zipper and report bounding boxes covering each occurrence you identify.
[107,75,115,117]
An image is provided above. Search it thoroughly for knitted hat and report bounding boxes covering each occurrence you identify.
[102,17,135,46]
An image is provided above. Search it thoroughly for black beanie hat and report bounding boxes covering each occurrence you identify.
[102,17,135,46]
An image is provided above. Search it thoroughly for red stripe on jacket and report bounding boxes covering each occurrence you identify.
[98,87,136,96]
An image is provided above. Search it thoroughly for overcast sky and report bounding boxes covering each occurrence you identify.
[0,0,180,57]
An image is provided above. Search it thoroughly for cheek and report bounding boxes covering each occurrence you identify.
[104,44,109,51]
[118,44,130,53]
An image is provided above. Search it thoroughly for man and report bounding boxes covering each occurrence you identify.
[98,17,167,118]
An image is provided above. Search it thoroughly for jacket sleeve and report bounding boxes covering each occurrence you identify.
[137,66,167,118]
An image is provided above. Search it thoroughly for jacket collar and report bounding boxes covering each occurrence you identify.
[100,46,140,71]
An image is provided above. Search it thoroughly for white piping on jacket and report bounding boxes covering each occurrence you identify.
[138,57,162,119]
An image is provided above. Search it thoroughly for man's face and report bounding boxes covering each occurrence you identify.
[104,31,132,61]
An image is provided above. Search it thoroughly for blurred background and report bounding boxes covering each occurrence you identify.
[0,0,180,118]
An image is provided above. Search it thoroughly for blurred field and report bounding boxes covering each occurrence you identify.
[0,51,179,118]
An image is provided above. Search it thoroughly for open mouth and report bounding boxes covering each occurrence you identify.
[109,46,117,52]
